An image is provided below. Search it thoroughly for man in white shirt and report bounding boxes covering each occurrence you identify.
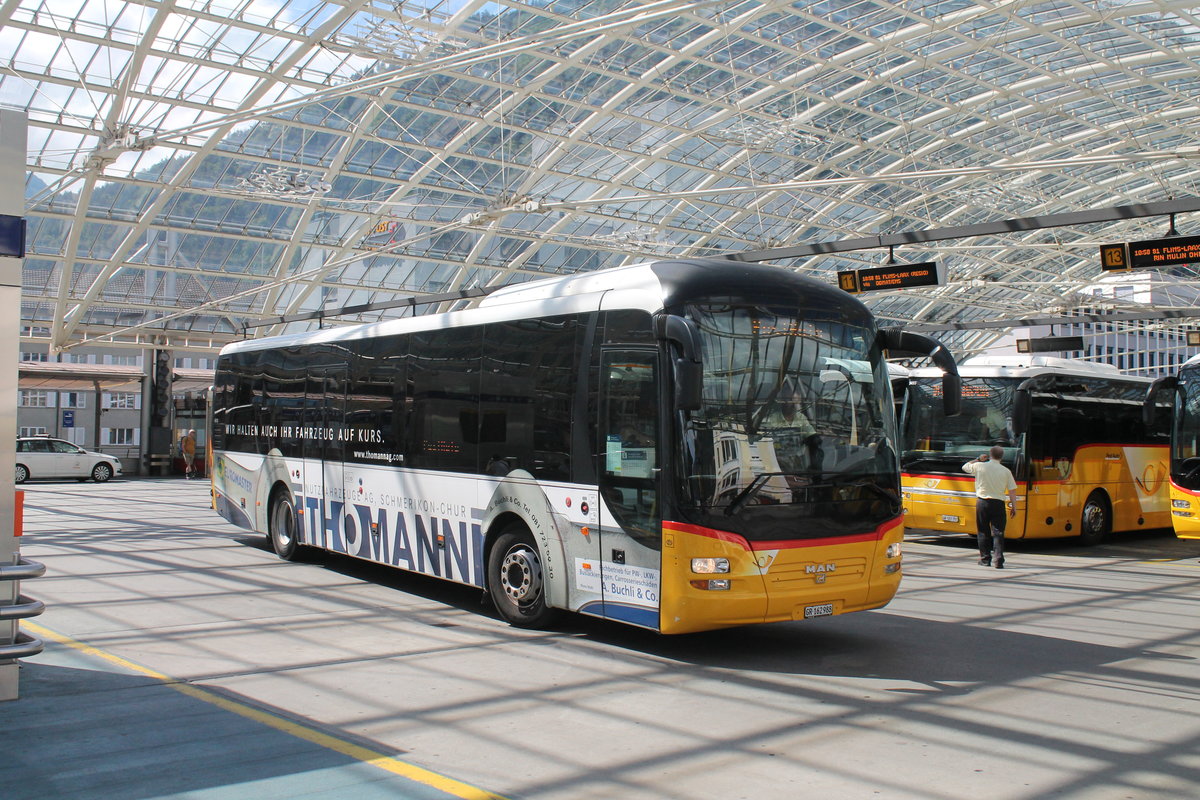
[962,445,1018,569]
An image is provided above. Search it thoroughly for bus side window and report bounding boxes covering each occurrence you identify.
[347,334,406,460]
[408,327,481,474]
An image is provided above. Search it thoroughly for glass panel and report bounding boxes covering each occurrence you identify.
[678,303,898,541]
[901,377,1018,474]
[601,352,658,538]
[1173,371,1200,490]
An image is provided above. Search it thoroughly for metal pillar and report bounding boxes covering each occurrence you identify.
[1,109,41,701]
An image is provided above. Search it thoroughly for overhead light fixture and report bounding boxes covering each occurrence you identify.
[580,226,675,255]
[234,167,332,199]
[706,115,823,153]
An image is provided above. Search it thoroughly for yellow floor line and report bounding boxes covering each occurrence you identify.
[23,620,510,800]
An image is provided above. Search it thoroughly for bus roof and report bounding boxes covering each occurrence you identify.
[220,258,869,357]
[907,354,1148,383]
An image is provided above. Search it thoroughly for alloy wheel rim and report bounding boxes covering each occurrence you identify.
[500,545,542,605]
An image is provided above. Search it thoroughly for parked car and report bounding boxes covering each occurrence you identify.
[15,437,123,484]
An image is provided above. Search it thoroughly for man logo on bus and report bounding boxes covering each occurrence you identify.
[806,563,836,574]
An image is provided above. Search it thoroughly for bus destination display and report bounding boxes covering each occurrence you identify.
[1128,234,1200,270]
[839,262,941,293]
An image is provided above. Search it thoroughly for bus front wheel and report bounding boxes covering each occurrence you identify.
[1079,492,1110,546]
[487,527,558,629]
[269,490,301,561]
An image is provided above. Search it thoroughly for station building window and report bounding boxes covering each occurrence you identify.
[102,428,139,446]
[19,390,50,407]
[105,392,140,409]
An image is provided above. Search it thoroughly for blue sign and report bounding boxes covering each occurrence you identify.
[0,215,24,259]
[62,410,74,428]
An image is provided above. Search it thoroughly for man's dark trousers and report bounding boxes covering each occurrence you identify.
[976,497,1007,566]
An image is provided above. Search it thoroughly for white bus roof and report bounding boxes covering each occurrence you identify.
[219,257,867,358]
[907,354,1148,383]
[222,261,670,356]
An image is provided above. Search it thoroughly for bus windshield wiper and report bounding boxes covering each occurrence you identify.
[724,471,822,516]
[724,474,901,517]
[724,473,778,517]
[847,479,901,510]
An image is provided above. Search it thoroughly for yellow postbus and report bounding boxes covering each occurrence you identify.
[1144,354,1200,540]
[900,355,1170,545]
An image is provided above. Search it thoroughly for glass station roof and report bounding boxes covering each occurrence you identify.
[7,0,1200,356]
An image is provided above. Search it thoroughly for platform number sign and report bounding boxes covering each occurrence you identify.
[837,270,860,293]
[1100,243,1130,272]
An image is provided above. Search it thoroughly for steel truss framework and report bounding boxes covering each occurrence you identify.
[6,0,1200,359]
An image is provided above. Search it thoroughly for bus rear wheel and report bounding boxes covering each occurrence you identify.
[1079,492,1110,546]
[487,527,558,629]
[269,490,301,561]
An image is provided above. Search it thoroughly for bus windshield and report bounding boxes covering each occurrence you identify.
[901,377,1018,474]
[680,303,898,540]
[1171,371,1200,487]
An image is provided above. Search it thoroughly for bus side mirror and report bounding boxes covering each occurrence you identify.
[1012,382,1033,436]
[879,328,961,417]
[941,374,961,418]
[655,314,703,411]
[674,360,702,411]
[1143,375,1177,428]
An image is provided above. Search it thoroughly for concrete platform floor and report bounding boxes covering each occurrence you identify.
[3,478,1200,799]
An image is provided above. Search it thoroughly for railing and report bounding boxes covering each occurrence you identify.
[0,557,46,659]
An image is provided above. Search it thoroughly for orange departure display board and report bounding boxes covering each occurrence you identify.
[1128,235,1200,269]
[840,262,941,293]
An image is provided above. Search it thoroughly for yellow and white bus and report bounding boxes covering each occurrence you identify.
[210,258,958,633]
[1143,354,1200,540]
[901,355,1170,545]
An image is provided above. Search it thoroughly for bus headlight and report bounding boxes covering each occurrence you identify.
[1173,499,1191,509]
[886,542,902,559]
[691,557,730,574]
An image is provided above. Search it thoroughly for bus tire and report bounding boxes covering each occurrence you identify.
[269,489,301,561]
[487,526,558,629]
[1079,491,1110,546]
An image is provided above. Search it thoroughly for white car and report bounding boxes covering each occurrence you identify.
[15,437,123,484]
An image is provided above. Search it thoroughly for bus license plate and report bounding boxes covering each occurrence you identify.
[941,514,960,523]
[804,603,834,619]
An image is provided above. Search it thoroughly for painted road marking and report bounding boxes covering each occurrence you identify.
[24,621,509,800]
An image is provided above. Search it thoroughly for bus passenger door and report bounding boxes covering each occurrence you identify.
[302,366,347,551]
[596,350,663,628]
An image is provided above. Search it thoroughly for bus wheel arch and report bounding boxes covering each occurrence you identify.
[486,521,559,629]
[268,482,301,560]
[481,472,569,611]
[1079,490,1111,546]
